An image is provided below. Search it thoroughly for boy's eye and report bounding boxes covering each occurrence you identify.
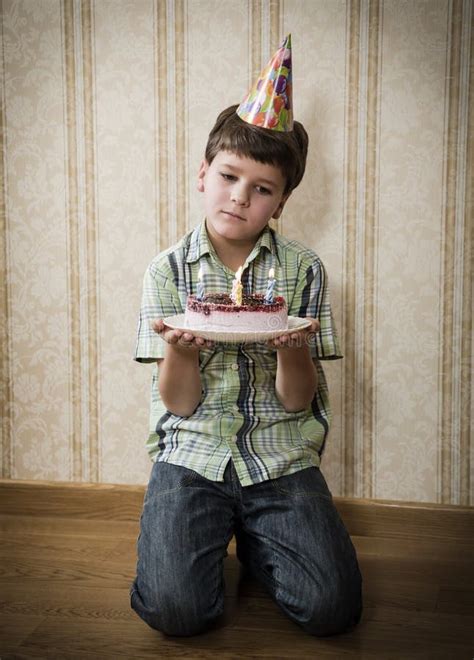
[256,185,271,195]
[220,173,236,181]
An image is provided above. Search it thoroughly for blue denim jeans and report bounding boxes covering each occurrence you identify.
[131,460,362,637]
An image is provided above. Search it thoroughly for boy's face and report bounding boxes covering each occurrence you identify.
[197,151,289,250]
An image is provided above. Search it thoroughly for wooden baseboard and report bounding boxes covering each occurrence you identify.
[0,479,145,522]
[0,478,473,542]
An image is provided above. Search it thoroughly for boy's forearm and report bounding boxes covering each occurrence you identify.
[158,345,202,417]
[275,346,318,412]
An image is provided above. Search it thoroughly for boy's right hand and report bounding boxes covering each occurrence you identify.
[151,319,213,350]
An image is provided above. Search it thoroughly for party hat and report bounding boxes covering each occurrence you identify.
[236,34,293,132]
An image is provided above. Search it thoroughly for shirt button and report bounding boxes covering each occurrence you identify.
[232,435,238,442]
[232,405,239,413]
[231,363,239,371]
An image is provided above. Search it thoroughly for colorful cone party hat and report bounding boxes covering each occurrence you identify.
[237,34,293,132]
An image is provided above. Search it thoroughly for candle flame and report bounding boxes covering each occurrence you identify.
[268,267,275,279]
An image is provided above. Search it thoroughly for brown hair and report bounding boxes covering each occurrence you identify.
[204,105,309,194]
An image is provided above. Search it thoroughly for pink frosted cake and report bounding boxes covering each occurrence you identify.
[185,293,288,332]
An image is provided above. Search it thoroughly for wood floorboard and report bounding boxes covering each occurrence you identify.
[358,555,471,595]
[0,614,47,656]
[5,613,472,660]
[0,556,134,590]
[0,533,123,562]
[436,586,474,616]
[0,582,137,622]
[1,497,473,659]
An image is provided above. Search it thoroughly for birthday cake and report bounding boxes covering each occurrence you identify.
[185,293,288,332]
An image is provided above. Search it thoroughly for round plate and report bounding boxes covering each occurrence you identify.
[162,314,312,344]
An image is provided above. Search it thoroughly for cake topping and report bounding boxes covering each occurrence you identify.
[187,293,285,314]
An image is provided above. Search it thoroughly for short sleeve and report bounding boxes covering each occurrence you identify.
[288,257,342,360]
[134,262,183,363]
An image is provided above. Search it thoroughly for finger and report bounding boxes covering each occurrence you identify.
[151,319,164,333]
[166,330,182,344]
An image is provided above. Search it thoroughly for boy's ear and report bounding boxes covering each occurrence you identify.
[272,192,291,220]
[197,159,209,192]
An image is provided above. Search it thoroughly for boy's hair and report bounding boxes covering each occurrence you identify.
[204,105,309,194]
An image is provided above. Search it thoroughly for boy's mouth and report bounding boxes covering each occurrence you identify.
[222,210,246,221]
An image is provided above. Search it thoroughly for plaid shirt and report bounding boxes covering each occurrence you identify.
[134,221,342,486]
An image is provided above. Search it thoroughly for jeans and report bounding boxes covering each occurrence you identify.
[131,460,362,637]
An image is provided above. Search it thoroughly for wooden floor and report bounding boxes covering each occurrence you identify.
[0,481,473,659]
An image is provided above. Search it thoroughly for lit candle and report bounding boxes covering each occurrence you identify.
[264,267,276,304]
[231,265,243,306]
[196,266,205,300]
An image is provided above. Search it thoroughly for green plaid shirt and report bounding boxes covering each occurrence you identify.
[134,221,342,486]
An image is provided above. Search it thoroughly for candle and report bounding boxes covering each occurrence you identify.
[231,265,243,306]
[196,266,205,300]
[264,267,276,304]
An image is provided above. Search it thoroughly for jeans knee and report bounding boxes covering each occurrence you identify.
[300,580,363,637]
[276,573,362,637]
[131,579,224,637]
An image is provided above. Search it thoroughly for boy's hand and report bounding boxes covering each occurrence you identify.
[268,317,320,350]
[151,319,213,350]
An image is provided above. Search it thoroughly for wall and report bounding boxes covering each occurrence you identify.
[0,0,472,504]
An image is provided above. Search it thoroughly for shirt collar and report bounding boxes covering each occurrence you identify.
[247,224,280,264]
[185,221,212,263]
[185,220,281,265]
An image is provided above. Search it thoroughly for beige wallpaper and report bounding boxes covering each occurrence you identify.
[0,0,472,504]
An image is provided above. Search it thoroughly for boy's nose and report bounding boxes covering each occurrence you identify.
[230,185,250,207]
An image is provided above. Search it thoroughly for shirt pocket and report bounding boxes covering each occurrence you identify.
[199,346,218,371]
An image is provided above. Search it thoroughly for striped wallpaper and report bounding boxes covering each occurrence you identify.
[0,0,472,504]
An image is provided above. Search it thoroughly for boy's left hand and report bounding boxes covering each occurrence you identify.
[268,317,320,349]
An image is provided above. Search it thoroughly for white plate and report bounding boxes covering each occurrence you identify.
[162,314,312,344]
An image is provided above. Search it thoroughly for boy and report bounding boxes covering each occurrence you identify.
[131,37,362,637]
